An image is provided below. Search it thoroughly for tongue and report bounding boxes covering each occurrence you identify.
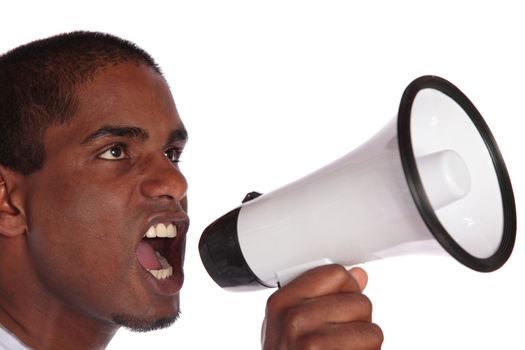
[136,241,162,270]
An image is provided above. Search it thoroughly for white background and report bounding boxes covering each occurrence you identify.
[2,1,523,349]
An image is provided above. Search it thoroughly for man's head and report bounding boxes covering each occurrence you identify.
[0,32,189,346]
[0,31,161,175]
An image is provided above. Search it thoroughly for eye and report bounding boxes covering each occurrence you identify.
[98,145,128,160]
[164,147,182,164]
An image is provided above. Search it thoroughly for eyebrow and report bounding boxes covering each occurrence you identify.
[81,125,188,146]
[166,128,189,145]
[81,125,149,145]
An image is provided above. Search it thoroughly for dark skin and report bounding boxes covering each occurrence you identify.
[0,62,383,349]
[263,265,383,350]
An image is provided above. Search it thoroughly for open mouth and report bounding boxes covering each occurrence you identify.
[136,222,180,280]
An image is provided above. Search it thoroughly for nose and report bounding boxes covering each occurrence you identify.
[140,154,188,202]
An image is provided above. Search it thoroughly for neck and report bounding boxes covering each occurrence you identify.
[0,237,119,350]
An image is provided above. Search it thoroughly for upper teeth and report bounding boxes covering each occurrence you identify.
[144,223,177,238]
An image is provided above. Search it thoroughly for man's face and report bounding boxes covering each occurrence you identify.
[22,62,189,330]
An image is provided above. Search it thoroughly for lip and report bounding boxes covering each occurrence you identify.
[136,211,190,296]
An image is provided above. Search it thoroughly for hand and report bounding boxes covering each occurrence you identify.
[261,264,383,350]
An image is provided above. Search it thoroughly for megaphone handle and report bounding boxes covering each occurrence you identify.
[276,258,336,288]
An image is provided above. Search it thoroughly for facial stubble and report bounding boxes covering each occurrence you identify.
[112,309,181,332]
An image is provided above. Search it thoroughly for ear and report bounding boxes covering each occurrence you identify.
[0,166,27,237]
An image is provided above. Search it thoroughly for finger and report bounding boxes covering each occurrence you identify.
[280,264,362,301]
[279,292,373,338]
[349,266,368,292]
[295,322,384,350]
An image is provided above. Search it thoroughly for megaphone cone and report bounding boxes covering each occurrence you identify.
[199,75,516,290]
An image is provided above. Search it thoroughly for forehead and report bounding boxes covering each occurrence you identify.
[71,62,183,130]
[41,62,185,160]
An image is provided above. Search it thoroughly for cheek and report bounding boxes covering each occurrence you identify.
[28,174,126,240]
[24,173,134,302]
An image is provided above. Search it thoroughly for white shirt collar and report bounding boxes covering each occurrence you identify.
[0,325,32,350]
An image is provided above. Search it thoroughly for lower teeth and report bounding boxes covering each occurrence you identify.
[147,252,173,280]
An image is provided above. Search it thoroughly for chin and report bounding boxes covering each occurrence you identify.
[112,310,180,332]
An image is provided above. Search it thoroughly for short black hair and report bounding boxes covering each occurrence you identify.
[0,31,162,175]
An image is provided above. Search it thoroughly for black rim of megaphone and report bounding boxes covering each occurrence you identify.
[397,75,516,272]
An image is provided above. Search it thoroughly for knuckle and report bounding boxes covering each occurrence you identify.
[328,264,349,279]
[355,293,373,313]
[368,323,385,346]
[281,307,305,337]
[265,291,285,314]
[342,292,373,318]
[317,264,352,285]
[265,292,279,310]
[295,332,323,350]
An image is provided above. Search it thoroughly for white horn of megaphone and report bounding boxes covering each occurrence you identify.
[199,75,517,291]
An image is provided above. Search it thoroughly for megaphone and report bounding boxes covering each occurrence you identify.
[199,75,516,290]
